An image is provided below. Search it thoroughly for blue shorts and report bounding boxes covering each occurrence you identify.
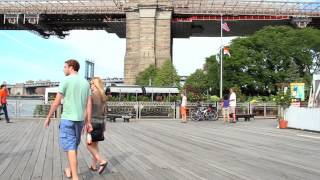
[59,119,84,152]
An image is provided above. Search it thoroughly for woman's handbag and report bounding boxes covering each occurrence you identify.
[91,120,105,141]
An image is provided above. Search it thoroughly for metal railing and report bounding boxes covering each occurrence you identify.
[0,0,126,14]
[172,0,320,17]
[186,102,278,119]
[6,99,47,118]
[3,99,278,119]
[5,99,59,119]
[106,101,278,119]
[1,0,320,17]
[139,102,176,119]
[235,102,278,118]
[106,101,138,118]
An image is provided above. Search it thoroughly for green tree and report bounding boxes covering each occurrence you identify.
[136,65,158,86]
[184,69,211,102]
[184,69,209,93]
[184,26,320,99]
[154,60,180,87]
[223,26,320,96]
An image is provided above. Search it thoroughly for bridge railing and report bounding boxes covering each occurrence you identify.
[0,0,126,14]
[172,0,320,17]
[1,0,320,16]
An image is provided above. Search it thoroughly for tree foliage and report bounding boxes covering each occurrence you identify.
[204,55,220,95]
[154,60,180,87]
[185,26,320,98]
[224,26,320,96]
[136,65,157,86]
[136,60,180,87]
[184,69,209,93]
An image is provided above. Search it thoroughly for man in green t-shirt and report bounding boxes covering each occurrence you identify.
[44,59,92,180]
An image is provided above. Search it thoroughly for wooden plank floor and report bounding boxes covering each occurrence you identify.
[0,118,319,180]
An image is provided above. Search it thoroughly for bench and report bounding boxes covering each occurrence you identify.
[230,113,255,121]
[237,114,255,121]
[107,114,133,122]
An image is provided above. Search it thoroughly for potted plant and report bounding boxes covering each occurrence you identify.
[272,92,292,129]
[278,113,288,129]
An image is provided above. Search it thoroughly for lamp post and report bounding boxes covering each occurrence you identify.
[135,89,138,102]
[220,15,224,99]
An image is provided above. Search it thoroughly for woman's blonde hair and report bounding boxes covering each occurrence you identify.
[91,77,107,102]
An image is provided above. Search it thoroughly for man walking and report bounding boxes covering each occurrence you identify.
[229,88,237,123]
[0,84,11,123]
[44,59,92,180]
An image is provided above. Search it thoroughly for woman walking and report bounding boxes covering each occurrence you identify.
[87,77,108,174]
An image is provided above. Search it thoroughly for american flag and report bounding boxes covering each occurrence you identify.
[222,22,230,32]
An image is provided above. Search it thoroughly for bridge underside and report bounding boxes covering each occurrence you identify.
[173,20,293,38]
[0,14,126,38]
[1,14,319,39]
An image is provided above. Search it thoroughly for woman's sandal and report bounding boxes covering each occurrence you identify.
[98,161,108,175]
[89,165,97,172]
[64,169,72,179]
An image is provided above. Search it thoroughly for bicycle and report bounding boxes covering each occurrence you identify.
[190,105,218,121]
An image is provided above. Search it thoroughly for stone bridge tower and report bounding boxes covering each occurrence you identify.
[124,0,173,85]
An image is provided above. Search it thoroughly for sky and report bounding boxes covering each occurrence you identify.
[0,30,234,84]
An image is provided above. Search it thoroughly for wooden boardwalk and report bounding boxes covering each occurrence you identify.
[0,118,319,180]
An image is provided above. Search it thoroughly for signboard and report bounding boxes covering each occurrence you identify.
[290,83,305,101]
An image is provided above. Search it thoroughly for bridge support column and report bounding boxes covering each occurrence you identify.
[124,2,172,85]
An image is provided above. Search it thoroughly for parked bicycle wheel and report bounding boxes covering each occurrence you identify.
[207,111,219,121]
[190,111,198,121]
[191,110,204,121]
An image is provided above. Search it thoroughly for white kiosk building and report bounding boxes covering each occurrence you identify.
[286,74,320,131]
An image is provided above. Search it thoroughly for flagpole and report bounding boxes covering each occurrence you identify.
[220,14,223,98]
